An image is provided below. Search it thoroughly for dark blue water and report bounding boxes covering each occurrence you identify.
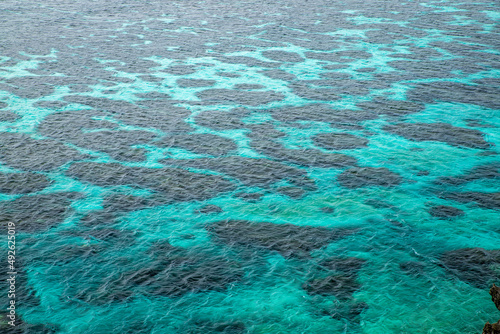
[0,0,499,333]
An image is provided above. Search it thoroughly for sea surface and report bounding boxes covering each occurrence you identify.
[0,0,499,333]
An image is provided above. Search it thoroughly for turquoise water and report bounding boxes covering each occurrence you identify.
[0,0,499,333]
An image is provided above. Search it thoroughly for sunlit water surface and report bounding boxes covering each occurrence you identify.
[0,0,499,333]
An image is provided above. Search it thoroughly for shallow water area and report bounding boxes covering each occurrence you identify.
[0,0,499,333]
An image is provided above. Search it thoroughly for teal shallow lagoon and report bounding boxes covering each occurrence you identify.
[0,0,499,333]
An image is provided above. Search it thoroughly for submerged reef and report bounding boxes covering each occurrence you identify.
[483,284,500,334]
[206,219,358,258]
[440,248,500,289]
[0,0,499,331]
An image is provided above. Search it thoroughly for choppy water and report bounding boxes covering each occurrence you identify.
[0,0,499,333]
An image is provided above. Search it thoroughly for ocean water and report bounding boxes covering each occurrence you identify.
[0,0,499,333]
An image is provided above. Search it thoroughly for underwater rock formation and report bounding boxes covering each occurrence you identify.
[312,133,368,150]
[406,81,500,110]
[399,261,426,277]
[268,103,377,129]
[63,241,244,304]
[0,192,82,232]
[302,274,361,300]
[186,320,247,334]
[303,256,366,302]
[206,219,357,258]
[483,284,500,334]
[483,322,500,334]
[177,78,216,88]
[194,108,249,131]
[0,110,19,122]
[235,192,263,202]
[337,167,402,189]
[441,248,500,289]
[442,192,500,210]
[38,110,163,162]
[67,162,235,202]
[156,133,237,156]
[320,206,335,214]
[355,99,424,117]
[250,137,358,169]
[0,133,86,171]
[161,156,317,192]
[196,89,284,106]
[245,125,292,164]
[276,186,305,199]
[492,284,500,311]
[61,96,193,133]
[0,172,52,194]
[436,163,500,186]
[428,205,465,219]
[384,122,491,149]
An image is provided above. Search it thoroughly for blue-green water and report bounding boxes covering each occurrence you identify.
[0,0,499,333]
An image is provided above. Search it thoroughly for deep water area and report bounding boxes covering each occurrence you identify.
[0,0,499,333]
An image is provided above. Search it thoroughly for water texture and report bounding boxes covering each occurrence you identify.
[0,0,499,333]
